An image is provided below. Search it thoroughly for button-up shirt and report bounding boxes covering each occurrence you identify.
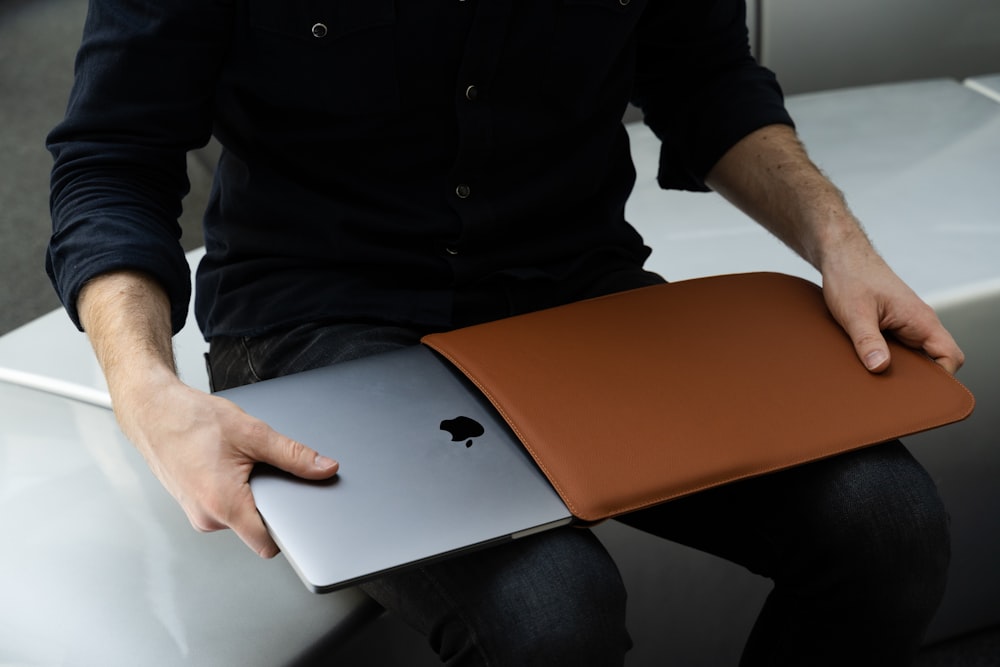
[47,0,792,338]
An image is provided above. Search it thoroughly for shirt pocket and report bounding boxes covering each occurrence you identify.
[245,0,398,115]
[544,0,644,115]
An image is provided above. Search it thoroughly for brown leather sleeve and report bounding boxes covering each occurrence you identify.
[422,273,974,522]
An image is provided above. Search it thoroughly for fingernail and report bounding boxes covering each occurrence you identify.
[314,454,337,469]
[864,350,887,370]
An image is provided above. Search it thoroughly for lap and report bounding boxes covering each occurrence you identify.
[616,441,947,580]
[206,312,948,665]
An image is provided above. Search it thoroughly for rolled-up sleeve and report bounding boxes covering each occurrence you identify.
[631,0,793,192]
[46,0,231,333]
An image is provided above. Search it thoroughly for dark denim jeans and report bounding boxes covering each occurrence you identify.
[209,320,950,666]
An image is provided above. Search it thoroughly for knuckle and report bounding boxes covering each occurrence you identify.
[184,491,232,534]
[242,417,273,444]
[277,434,307,461]
[188,508,224,534]
[853,331,883,348]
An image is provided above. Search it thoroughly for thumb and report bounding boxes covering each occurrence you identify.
[845,324,892,373]
[823,284,893,374]
[245,420,339,480]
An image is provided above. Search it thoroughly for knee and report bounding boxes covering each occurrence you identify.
[435,529,631,666]
[487,578,630,665]
[806,444,950,606]
[843,445,947,567]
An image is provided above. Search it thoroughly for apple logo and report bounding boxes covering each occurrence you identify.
[440,416,485,448]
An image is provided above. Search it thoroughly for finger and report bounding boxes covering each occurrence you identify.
[228,484,282,559]
[915,330,965,375]
[931,351,964,375]
[880,311,965,375]
[181,483,279,557]
[240,417,339,480]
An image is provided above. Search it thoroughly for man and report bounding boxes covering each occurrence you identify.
[48,1,962,664]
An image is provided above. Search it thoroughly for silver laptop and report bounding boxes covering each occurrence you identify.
[216,344,573,593]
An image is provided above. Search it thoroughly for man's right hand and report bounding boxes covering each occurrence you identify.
[128,374,339,557]
[78,270,338,558]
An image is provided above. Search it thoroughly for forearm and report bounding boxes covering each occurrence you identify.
[705,124,964,373]
[77,270,181,444]
[704,123,875,273]
[76,269,339,556]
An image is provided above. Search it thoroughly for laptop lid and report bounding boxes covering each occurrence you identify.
[217,344,573,593]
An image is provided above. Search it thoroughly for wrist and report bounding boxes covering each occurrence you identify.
[812,217,880,279]
[106,362,185,446]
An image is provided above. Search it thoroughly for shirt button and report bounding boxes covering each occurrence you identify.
[465,85,478,101]
[311,23,328,38]
[455,184,471,199]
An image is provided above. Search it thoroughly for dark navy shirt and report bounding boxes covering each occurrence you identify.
[47,0,792,339]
